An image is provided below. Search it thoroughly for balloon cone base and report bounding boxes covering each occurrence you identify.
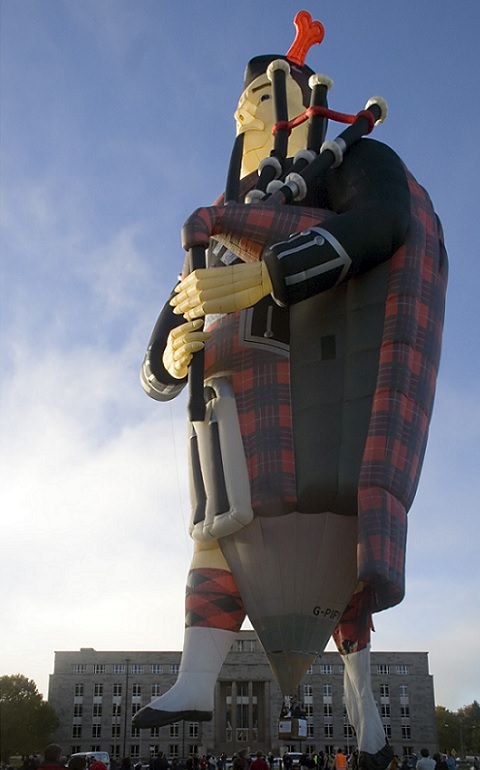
[220,511,358,693]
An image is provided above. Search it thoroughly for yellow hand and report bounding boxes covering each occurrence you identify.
[162,319,210,379]
[170,261,273,320]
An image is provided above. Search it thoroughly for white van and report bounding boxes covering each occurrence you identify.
[68,752,111,770]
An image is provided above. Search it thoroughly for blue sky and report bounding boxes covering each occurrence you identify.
[1,0,479,716]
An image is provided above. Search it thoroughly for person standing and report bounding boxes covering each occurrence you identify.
[334,751,347,770]
[251,754,269,770]
[38,746,65,770]
[416,751,435,770]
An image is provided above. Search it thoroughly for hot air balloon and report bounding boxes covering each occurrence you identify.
[134,12,447,770]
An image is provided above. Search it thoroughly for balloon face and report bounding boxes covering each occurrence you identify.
[234,73,308,176]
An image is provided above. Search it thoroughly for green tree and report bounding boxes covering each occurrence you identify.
[458,700,480,755]
[436,705,457,753]
[436,701,480,756]
[0,674,59,762]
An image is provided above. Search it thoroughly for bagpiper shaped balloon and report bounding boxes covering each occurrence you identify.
[135,12,448,768]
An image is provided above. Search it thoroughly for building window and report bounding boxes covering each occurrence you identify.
[170,664,180,675]
[72,725,82,739]
[130,746,140,760]
[323,684,332,697]
[381,705,390,718]
[74,683,84,697]
[132,703,141,716]
[132,664,144,674]
[384,724,392,739]
[132,684,141,698]
[92,724,101,738]
[73,664,86,674]
[401,705,410,718]
[380,684,390,698]
[377,665,390,675]
[399,684,409,697]
[402,725,411,739]
[304,684,313,698]
[170,723,180,738]
[396,664,409,675]
[93,664,105,675]
[113,663,126,674]
[152,684,163,697]
[131,726,140,739]
[73,704,83,718]
[320,664,332,675]
[235,639,256,652]
[169,746,179,759]
[113,683,122,697]
[306,665,313,675]
[93,704,102,718]
[94,683,103,697]
[151,664,163,674]
[112,724,121,738]
[304,704,314,717]
[323,703,332,717]
[307,722,314,737]
[189,723,199,739]
[324,722,333,738]
[150,727,160,738]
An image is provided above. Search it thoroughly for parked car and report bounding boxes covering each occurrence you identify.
[283,754,304,768]
[68,752,111,770]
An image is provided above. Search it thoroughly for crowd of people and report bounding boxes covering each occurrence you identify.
[3,746,479,770]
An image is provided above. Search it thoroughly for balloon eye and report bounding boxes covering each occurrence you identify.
[260,94,271,102]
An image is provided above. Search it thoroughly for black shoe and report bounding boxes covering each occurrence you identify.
[358,744,394,770]
[132,706,213,729]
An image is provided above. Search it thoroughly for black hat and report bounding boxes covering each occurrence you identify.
[242,11,325,106]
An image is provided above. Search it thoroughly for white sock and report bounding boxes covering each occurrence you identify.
[342,645,386,753]
[147,626,237,712]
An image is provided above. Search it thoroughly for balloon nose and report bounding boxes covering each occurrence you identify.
[234,109,265,133]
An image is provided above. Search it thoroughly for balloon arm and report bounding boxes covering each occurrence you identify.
[140,288,189,402]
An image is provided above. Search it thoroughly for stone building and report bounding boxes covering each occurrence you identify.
[48,630,437,761]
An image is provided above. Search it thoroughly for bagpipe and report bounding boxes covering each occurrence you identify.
[184,57,388,422]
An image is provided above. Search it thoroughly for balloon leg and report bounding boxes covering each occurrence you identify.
[133,559,245,729]
[132,625,239,728]
[333,589,393,770]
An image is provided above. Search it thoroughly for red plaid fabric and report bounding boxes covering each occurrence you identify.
[358,171,448,611]
[183,200,329,261]
[332,585,374,654]
[203,168,447,615]
[185,568,245,631]
[204,315,297,515]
